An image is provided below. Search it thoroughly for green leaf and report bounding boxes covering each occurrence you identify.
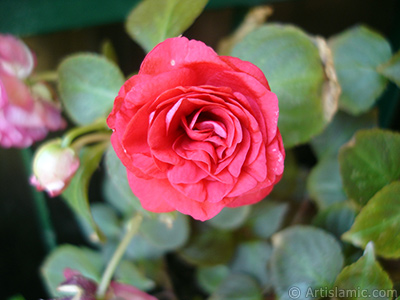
[105,146,151,216]
[271,150,305,201]
[41,245,103,297]
[313,202,357,240]
[58,54,125,125]
[63,143,107,242]
[307,156,347,209]
[330,25,392,115]
[125,234,166,260]
[246,200,288,239]
[311,110,377,159]
[342,181,400,259]
[103,175,135,217]
[207,206,250,230]
[232,24,335,148]
[140,213,189,251]
[378,50,400,87]
[339,129,400,206]
[125,0,208,52]
[115,260,155,291]
[271,226,344,300]
[80,203,121,241]
[209,274,263,300]
[334,243,393,300]
[197,265,230,294]
[230,241,272,287]
[179,228,234,266]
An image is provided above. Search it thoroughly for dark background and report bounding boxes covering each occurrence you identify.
[0,0,399,299]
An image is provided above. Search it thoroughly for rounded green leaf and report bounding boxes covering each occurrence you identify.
[334,243,393,300]
[115,260,155,291]
[330,25,392,115]
[58,54,125,125]
[339,129,400,206]
[307,156,347,209]
[311,110,377,159]
[271,226,344,300]
[126,0,208,52]
[342,181,400,259]
[105,146,152,217]
[246,200,288,239]
[207,206,250,230]
[378,50,400,87]
[140,213,189,251]
[209,274,263,300]
[80,203,121,241]
[232,24,336,147]
[230,241,272,287]
[41,245,103,297]
[313,202,357,240]
[197,265,230,294]
[125,234,165,260]
[179,229,234,266]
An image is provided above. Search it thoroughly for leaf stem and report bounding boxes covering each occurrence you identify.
[31,70,58,82]
[96,214,143,299]
[61,120,108,148]
[70,132,111,152]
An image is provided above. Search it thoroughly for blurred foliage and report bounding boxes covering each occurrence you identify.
[7,0,399,299]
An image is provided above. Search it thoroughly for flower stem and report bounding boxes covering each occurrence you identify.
[61,120,108,148]
[20,148,56,252]
[31,71,58,82]
[96,214,143,299]
[70,132,111,152]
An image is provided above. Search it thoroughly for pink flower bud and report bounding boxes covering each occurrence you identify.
[30,140,80,197]
[0,34,35,79]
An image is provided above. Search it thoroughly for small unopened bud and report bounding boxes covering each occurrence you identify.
[30,139,80,197]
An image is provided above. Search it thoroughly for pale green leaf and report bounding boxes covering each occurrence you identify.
[126,0,208,52]
[58,54,124,125]
[209,274,263,300]
[197,265,230,294]
[246,200,288,239]
[207,206,250,230]
[140,213,189,251]
[179,229,234,266]
[115,260,155,291]
[311,110,377,159]
[378,50,400,87]
[230,241,272,287]
[330,26,392,115]
[232,24,334,147]
[271,226,344,300]
[41,245,103,297]
[307,156,347,209]
[63,143,107,242]
[104,146,152,217]
[313,202,357,240]
[125,234,165,260]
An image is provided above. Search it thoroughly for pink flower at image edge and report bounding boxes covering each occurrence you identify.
[108,37,285,221]
[0,34,65,148]
[54,268,157,300]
